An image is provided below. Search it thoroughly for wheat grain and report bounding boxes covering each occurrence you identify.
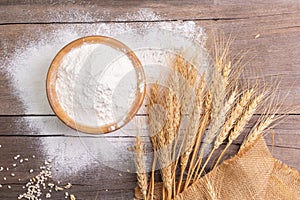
[225,88,237,112]
[172,93,181,137]
[150,82,159,105]
[222,61,231,86]
[70,194,76,200]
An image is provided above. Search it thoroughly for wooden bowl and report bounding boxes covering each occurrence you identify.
[46,36,146,134]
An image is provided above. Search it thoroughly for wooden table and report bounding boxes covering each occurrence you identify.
[0,1,300,199]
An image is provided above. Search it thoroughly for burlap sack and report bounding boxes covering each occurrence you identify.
[135,136,300,199]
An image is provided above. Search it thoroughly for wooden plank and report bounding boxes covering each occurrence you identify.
[0,115,299,167]
[0,136,298,199]
[0,115,299,149]
[0,1,300,24]
[1,14,300,115]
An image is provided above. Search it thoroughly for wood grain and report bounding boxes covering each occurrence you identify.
[0,1,300,199]
[0,1,300,24]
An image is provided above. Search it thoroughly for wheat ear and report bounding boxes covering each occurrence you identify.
[192,68,228,181]
[169,57,197,196]
[163,89,181,200]
[183,92,212,190]
[213,88,255,150]
[167,72,182,198]
[152,88,180,200]
[240,79,293,150]
[213,93,264,170]
[191,89,245,179]
[176,76,205,194]
[240,114,276,150]
[135,135,148,200]
[206,68,227,146]
[190,71,225,181]
[148,83,160,200]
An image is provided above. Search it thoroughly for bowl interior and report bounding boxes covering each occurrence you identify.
[46,36,146,134]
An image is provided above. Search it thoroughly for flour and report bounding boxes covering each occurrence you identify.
[56,43,137,127]
[3,9,207,177]
[56,44,114,127]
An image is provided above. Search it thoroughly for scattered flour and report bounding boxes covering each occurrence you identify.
[3,10,207,176]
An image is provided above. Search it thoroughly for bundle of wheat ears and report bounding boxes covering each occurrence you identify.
[134,34,300,200]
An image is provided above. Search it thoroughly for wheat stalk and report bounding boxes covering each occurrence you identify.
[189,38,235,181]
[148,134,159,200]
[162,89,181,200]
[135,135,148,200]
[166,72,182,198]
[155,130,172,200]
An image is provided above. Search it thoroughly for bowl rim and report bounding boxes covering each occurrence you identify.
[46,35,146,134]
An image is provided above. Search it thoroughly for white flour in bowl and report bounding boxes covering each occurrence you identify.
[55,42,138,128]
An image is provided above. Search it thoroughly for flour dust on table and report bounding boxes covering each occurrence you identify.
[3,9,207,177]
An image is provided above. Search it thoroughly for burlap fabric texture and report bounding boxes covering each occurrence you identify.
[135,136,300,200]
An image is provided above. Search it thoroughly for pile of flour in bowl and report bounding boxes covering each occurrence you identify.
[55,42,137,128]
